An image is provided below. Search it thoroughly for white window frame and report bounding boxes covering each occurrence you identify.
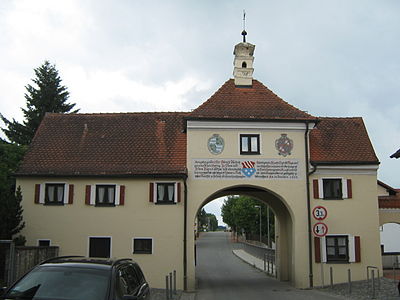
[87,236,112,258]
[152,182,178,204]
[318,178,349,199]
[132,237,154,254]
[39,182,70,205]
[89,184,121,206]
[321,234,355,263]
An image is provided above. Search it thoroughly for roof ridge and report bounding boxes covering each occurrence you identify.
[317,116,363,120]
[45,111,190,117]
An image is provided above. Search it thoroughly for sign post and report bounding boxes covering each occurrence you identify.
[312,206,328,288]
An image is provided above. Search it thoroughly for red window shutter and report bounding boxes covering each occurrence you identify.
[85,185,91,205]
[347,179,352,199]
[68,184,74,204]
[313,179,319,199]
[149,183,154,202]
[177,182,181,203]
[314,237,321,263]
[34,184,41,204]
[119,185,125,205]
[355,236,361,262]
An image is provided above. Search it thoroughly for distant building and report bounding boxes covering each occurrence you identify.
[390,149,400,158]
[16,32,384,290]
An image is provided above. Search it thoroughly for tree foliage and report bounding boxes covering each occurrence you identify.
[1,60,79,145]
[197,208,219,231]
[0,140,26,239]
[221,195,275,242]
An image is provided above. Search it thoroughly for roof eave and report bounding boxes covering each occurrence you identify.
[14,171,188,179]
[311,161,380,166]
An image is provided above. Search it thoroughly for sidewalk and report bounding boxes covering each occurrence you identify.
[232,249,276,276]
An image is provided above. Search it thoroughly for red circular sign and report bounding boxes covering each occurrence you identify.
[312,206,328,221]
[313,222,328,237]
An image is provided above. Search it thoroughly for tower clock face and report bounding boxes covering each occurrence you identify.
[207,134,224,155]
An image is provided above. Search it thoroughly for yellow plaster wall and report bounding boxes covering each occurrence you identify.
[17,177,185,289]
[310,172,382,287]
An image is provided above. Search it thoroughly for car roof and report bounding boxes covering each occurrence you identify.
[39,256,135,269]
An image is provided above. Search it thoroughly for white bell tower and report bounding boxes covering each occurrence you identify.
[233,29,255,87]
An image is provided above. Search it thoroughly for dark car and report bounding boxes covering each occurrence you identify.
[0,256,150,300]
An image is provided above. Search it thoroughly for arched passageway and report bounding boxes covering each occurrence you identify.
[193,184,294,282]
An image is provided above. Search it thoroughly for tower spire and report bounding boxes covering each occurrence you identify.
[242,10,247,43]
[233,12,255,87]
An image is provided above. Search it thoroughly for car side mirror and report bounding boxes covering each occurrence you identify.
[122,296,138,300]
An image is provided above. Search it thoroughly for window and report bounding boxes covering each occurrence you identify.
[242,61,247,68]
[133,238,153,254]
[157,183,175,204]
[240,134,260,155]
[85,184,125,206]
[326,236,349,262]
[89,237,111,258]
[45,183,65,205]
[38,240,50,247]
[96,185,116,206]
[323,179,342,199]
[149,182,180,204]
[313,178,352,199]
[35,183,73,205]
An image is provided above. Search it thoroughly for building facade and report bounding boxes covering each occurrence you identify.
[15,36,382,290]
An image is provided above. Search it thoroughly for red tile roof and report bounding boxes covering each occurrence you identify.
[16,112,188,177]
[189,79,317,121]
[379,194,400,209]
[310,117,379,164]
[16,79,380,176]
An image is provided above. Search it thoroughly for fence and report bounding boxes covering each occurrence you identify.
[1,243,59,286]
[382,252,400,269]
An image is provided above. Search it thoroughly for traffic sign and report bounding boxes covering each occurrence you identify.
[313,222,328,237]
[312,206,328,221]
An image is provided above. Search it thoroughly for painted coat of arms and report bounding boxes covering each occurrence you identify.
[275,134,293,157]
[241,161,256,177]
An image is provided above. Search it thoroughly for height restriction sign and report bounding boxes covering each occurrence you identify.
[313,222,328,237]
[312,206,327,221]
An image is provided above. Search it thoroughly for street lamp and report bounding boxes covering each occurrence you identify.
[254,205,261,243]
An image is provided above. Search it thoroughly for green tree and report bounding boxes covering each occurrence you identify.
[0,140,26,239]
[221,195,275,243]
[197,208,219,231]
[1,60,79,145]
[206,213,218,231]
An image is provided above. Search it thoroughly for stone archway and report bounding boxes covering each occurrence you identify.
[191,184,294,283]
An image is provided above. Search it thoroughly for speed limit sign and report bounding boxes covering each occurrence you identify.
[313,222,328,237]
[312,206,327,221]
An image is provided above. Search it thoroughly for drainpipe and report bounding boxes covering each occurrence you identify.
[183,176,188,290]
[304,121,313,288]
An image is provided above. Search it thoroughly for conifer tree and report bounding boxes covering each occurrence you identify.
[0,140,26,239]
[1,60,79,145]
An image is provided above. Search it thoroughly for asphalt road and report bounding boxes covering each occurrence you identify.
[195,231,344,300]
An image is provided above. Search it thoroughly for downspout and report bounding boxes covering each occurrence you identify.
[304,121,313,288]
[183,176,188,290]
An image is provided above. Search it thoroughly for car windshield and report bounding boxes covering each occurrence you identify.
[6,265,110,300]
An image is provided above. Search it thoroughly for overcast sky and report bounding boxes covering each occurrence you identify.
[1,1,399,226]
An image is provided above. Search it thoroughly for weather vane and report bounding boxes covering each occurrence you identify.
[242,9,247,43]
